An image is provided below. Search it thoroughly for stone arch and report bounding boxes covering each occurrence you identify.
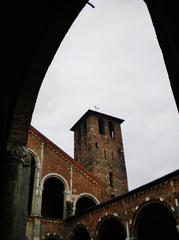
[132,200,179,240]
[45,235,60,240]
[2,3,179,240]
[41,174,70,219]
[3,1,88,148]
[95,215,126,240]
[41,173,70,192]
[1,4,88,237]
[46,238,59,240]
[28,148,41,168]
[71,224,90,240]
[74,193,99,215]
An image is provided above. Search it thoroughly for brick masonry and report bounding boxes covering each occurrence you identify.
[25,110,179,240]
[71,110,128,197]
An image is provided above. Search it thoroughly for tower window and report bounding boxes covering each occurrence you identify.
[104,149,107,159]
[77,127,81,140]
[83,120,87,136]
[108,121,115,138]
[98,118,105,134]
[109,172,114,188]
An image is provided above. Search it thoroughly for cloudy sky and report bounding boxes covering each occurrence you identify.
[31,0,179,190]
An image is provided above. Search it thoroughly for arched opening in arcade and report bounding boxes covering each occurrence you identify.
[75,195,97,215]
[134,202,179,240]
[45,237,59,240]
[27,154,36,215]
[96,216,126,240]
[46,238,59,240]
[41,177,65,219]
[72,226,90,240]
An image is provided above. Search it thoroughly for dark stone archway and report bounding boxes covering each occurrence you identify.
[134,202,179,240]
[46,239,58,240]
[1,2,88,239]
[144,1,179,112]
[46,237,59,240]
[41,177,65,219]
[1,1,179,240]
[72,226,90,240]
[75,196,97,214]
[96,217,126,240]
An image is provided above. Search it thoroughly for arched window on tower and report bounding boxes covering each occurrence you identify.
[98,118,105,135]
[41,177,65,219]
[108,121,115,138]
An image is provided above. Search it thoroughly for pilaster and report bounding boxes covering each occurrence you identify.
[1,144,31,240]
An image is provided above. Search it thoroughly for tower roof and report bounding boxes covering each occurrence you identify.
[70,109,124,131]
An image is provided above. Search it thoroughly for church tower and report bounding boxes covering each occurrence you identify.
[70,110,128,197]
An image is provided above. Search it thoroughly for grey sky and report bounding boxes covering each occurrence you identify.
[32,0,179,190]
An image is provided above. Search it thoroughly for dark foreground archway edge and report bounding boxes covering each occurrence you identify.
[144,0,179,112]
[0,1,179,240]
[1,1,88,239]
[1,0,88,147]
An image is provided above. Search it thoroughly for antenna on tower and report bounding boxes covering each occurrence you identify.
[94,106,100,111]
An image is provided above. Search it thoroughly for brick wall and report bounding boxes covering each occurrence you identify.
[27,126,108,205]
[65,171,179,239]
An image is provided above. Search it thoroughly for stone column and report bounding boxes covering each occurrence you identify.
[64,190,72,219]
[33,217,41,240]
[1,144,31,240]
[175,198,179,236]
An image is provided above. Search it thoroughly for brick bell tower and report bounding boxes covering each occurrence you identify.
[70,109,128,197]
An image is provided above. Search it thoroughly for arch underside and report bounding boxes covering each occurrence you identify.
[41,177,65,219]
[134,203,179,240]
[1,1,179,240]
[75,195,98,214]
[96,217,126,240]
[72,226,90,240]
[1,0,88,147]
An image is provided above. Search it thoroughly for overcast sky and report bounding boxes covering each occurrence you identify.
[31,0,179,190]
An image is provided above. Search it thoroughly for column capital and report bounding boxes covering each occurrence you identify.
[6,144,31,166]
[64,190,71,195]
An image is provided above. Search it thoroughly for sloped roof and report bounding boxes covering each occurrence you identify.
[29,125,107,188]
[70,109,124,131]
